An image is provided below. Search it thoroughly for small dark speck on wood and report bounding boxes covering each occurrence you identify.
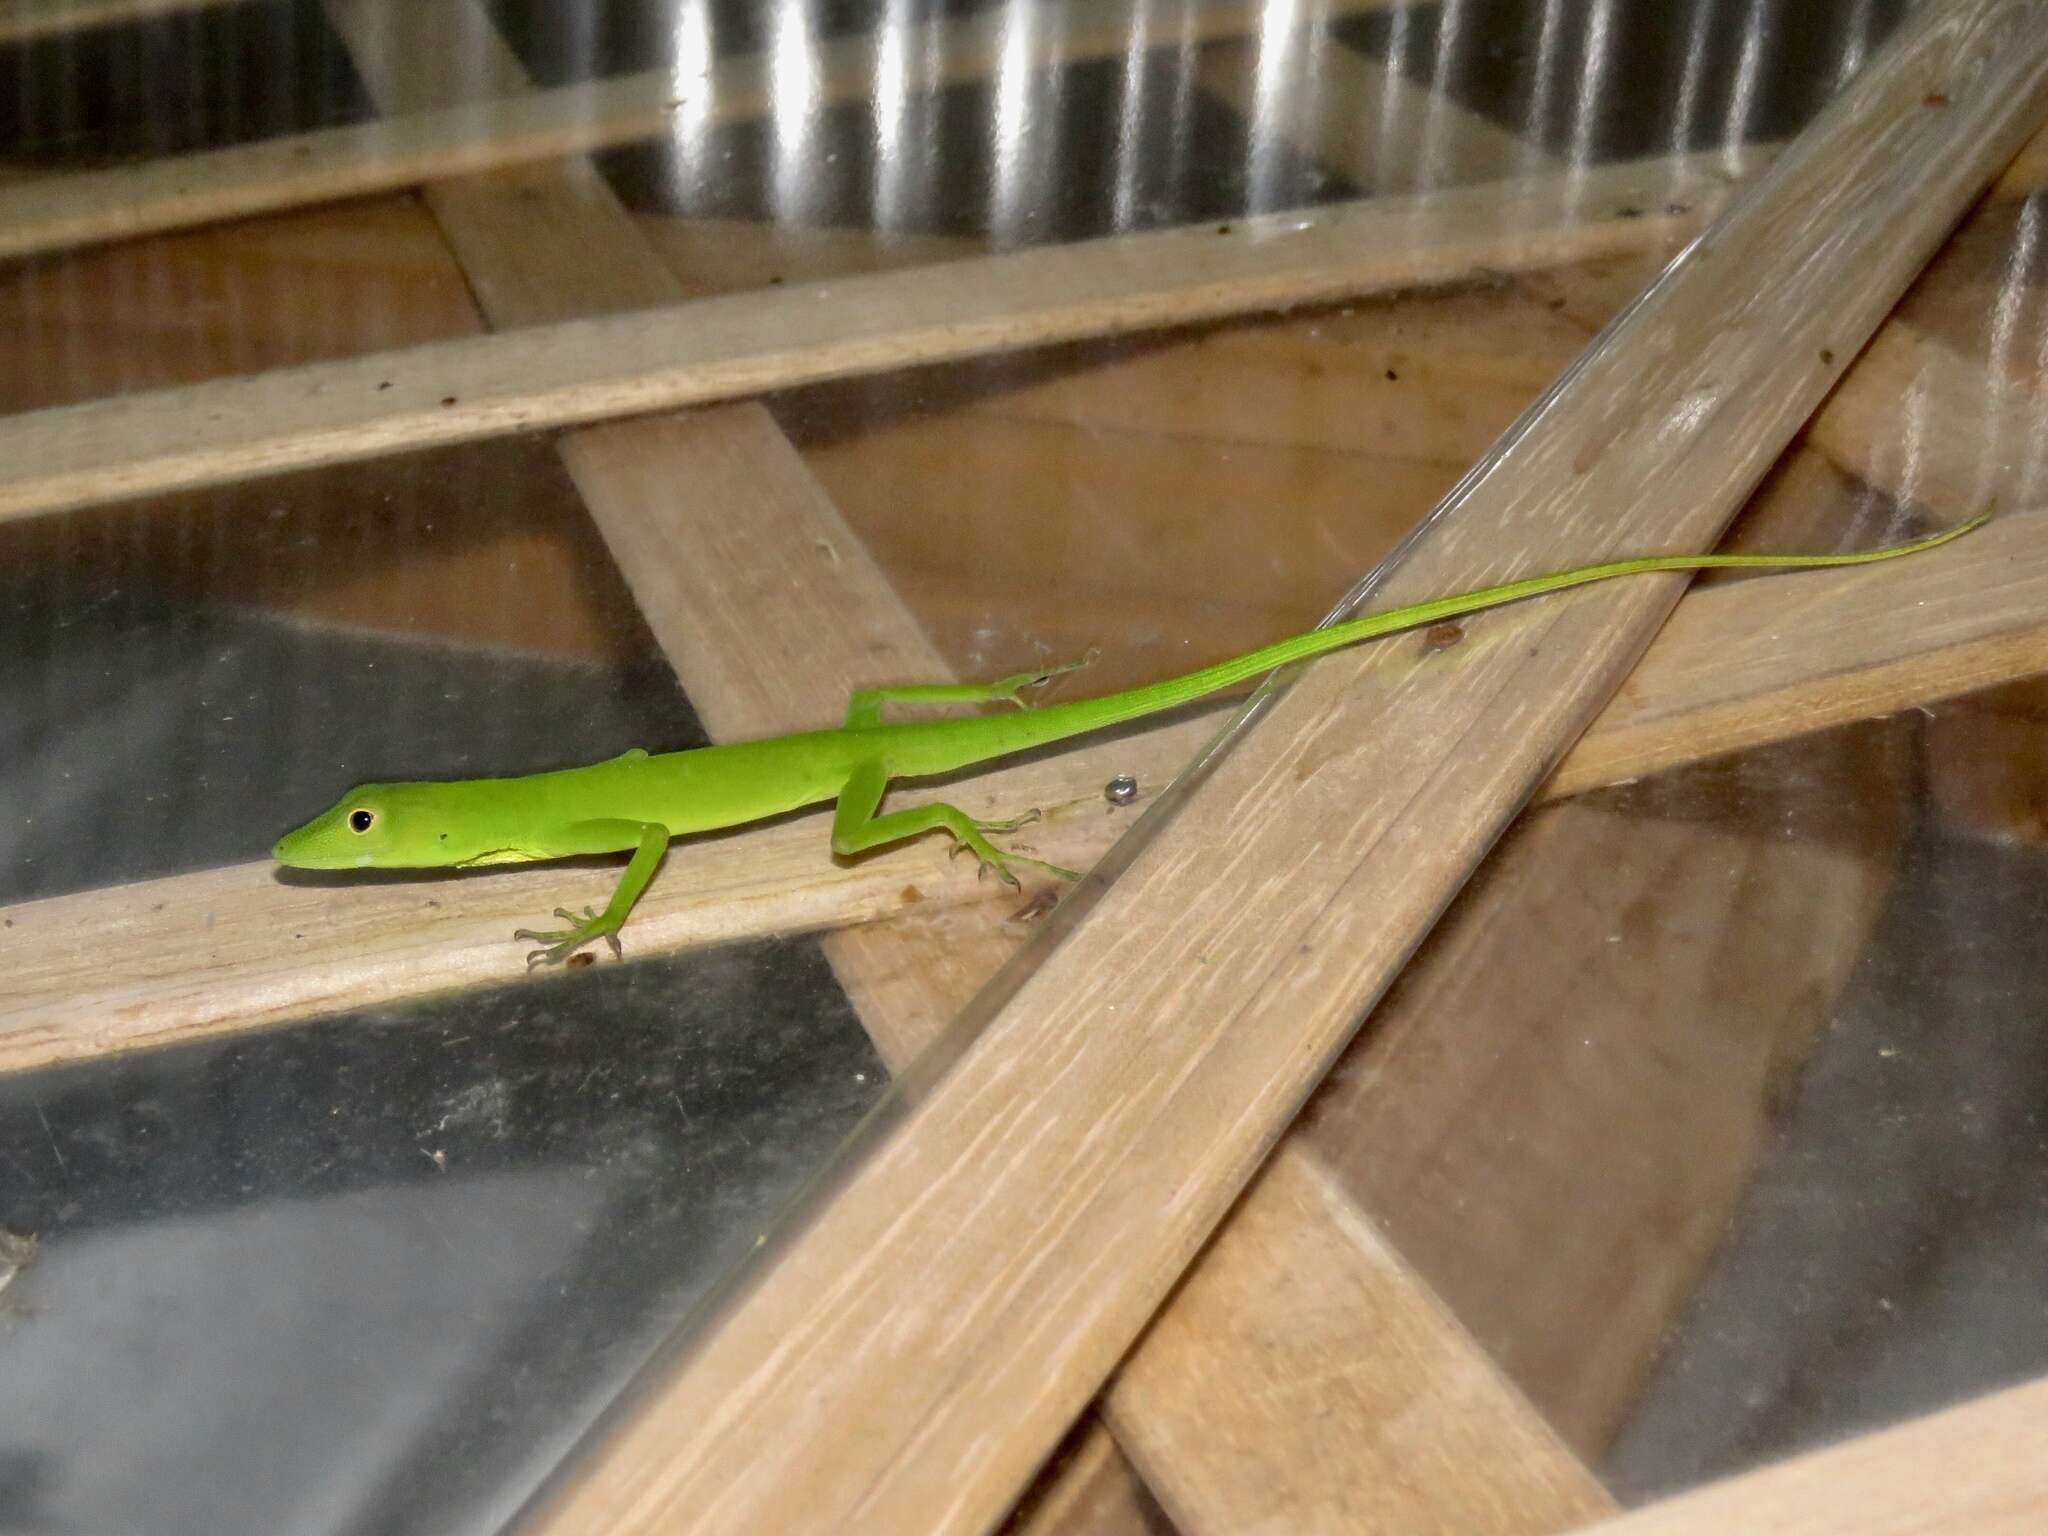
[567,952,596,970]
[1421,621,1466,653]
[1009,887,1061,924]
[1923,91,1949,107]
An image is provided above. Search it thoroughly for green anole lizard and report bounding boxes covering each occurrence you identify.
[275,515,1983,966]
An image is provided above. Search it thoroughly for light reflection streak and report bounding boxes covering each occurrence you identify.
[1837,0,1877,84]
[872,0,911,230]
[1671,0,1712,156]
[990,0,1037,239]
[1378,2,1416,192]
[1528,0,1567,163]
[1567,0,1615,170]
[1157,3,1199,218]
[1111,0,1154,230]
[1425,0,1473,189]
[1993,197,2043,502]
[666,0,714,197]
[768,1,821,224]
[1725,0,1767,161]
[1246,0,1308,212]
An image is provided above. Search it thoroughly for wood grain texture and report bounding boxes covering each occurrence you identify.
[594,375,1609,1536]
[0,0,1396,264]
[1562,1376,2048,1536]
[1107,1147,1612,1534]
[523,9,2048,1534]
[1807,322,2027,518]
[635,216,985,297]
[1305,719,1911,1455]
[1541,504,2048,799]
[0,150,1752,525]
[323,7,1165,1528]
[6,497,2039,1079]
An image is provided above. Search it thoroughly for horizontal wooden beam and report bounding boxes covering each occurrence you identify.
[1565,1375,2048,1536]
[6,502,2040,1078]
[0,0,221,43]
[0,0,1395,264]
[0,151,1752,525]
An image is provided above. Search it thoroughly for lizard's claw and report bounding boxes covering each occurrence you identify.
[515,905,625,968]
[950,816,1080,888]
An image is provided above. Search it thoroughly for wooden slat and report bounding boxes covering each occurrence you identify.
[1305,713,1911,1456]
[1106,1146,1611,1533]
[1808,320,2027,519]
[0,0,223,43]
[0,150,1756,525]
[322,5,1166,1528]
[1539,502,2048,798]
[6,499,2042,1078]
[1563,1376,2048,1536]
[634,215,984,297]
[0,0,1396,264]
[523,9,2048,1533]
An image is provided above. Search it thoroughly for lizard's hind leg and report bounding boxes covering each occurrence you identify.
[829,758,1078,885]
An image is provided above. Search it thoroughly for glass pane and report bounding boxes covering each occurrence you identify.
[1,0,2038,1531]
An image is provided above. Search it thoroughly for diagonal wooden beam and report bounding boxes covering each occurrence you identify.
[520,9,2048,1533]
[320,4,1170,1525]
[1561,1374,2048,1536]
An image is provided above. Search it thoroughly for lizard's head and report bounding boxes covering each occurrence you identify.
[274,783,457,870]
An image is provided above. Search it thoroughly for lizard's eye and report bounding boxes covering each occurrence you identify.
[348,809,376,833]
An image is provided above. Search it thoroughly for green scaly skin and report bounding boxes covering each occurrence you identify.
[274,514,1986,966]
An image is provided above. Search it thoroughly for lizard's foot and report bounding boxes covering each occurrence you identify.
[514,905,626,969]
[989,649,1100,709]
[949,817,1082,887]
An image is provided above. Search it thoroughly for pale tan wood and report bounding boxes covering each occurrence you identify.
[0,150,1755,526]
[1108,1146,1613,1534]
[324,9,1166,1528]
[525,11,2048,1533]
[928,279,1597,459]
[569,319,1596,1531]
[1092,453,1909,1516]
[0,0,223,43]
[1199,34,1550,192]
[8,495,2039,1079]
[0,740,1157,1076]
[1307,718,1910,1455]
[0,0,1399,264]
[0,194,480,411]
[1541,504,2048,799]
[635,216,985,297]
[1807,322,2030,518]
[1563,1375,2048,1536]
